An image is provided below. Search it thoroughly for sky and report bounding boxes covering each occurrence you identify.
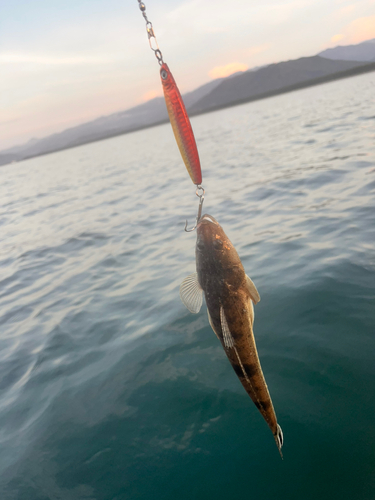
[1,0,375,150]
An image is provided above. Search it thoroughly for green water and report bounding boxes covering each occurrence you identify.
[1,73,375,499]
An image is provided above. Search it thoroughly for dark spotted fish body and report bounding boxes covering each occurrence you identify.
[180,214,283,457]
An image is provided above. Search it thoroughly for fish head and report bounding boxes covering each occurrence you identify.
[196,214,247,293]
[196,214,233,259]
[196,214,244,287]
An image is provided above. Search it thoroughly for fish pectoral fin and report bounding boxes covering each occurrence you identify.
[245,275,261,304]
[220,307,234,348]
[179,272,203,314]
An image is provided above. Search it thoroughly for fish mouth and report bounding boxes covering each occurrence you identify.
[197,214,218,227]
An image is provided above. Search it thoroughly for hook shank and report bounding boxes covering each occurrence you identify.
[185,186,205,232]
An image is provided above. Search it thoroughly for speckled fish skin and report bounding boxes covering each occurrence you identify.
[196,214,283,457]
[160,63,202,185]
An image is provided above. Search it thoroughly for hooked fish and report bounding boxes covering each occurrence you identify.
[160,63,202,186]
[180,214,284,457]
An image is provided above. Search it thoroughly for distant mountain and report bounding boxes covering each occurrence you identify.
[180,77,225,108]
[0,77,224,167]
[319,38,375,62]
[1,41,375,167]
[189,56,374,114]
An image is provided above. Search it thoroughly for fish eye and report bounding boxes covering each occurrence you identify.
[213,239,223,250]
[161,69,168,80]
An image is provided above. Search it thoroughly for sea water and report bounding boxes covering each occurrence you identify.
[0,72,374,499]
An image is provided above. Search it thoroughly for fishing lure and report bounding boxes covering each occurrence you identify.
[160,63,202,185]
[138,1,203,188]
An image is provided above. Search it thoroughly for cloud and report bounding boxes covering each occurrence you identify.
[0,53,112,65]
[333,0,375,20]
[142,90,161,101]
[166,0,316,34]
[209,62,249,79]
[338,15,375,44]
[331,34,344,43]
[335,4,356,18]
[246,44,272,58]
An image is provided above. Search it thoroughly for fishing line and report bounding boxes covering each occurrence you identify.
[137,1,205,231]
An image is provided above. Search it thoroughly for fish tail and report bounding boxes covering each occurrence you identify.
[274,423,284,459]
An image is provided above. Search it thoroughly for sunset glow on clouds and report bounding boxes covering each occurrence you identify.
[331,34,345,43]
[142,90,161,102]
[330,14,375,46]
[342,15,375,44]
[209,62,249,79]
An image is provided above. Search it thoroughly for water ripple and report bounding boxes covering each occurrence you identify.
[0,72,375,499]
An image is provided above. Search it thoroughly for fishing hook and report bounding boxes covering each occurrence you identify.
[185,186,205,232]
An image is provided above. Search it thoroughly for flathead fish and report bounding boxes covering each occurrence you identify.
[160,63,202,185]
[180,214,283,457]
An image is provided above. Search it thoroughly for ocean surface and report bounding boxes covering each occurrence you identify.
[1,71,375,500]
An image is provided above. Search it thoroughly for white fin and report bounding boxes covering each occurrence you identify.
[207,310,220,341]
[179,273,203,314]
[275,424,284,459]
[249,298,254,318]
[220,307,234,348]
[245,275,260,304]
[246,297,255,326]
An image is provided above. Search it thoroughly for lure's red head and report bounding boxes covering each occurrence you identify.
[160,63,176,91]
